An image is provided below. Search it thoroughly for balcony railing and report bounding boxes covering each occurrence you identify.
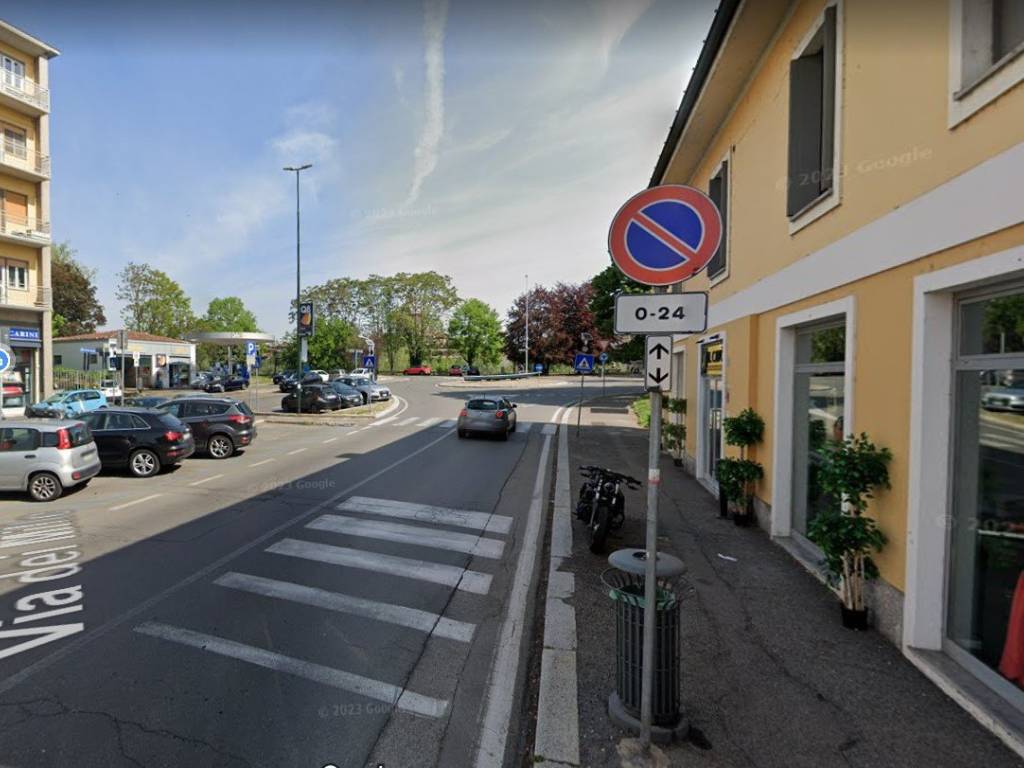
[0,281,49,310]
[0,211,50,243]
[0,142,49,178]
[0,73,49,112]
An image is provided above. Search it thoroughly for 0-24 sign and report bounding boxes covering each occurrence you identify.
[614,292,708,335]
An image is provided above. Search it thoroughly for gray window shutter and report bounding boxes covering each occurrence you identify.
[996,0,1024,60]
[708,161,728,279]
[787,51,823,216]
[820,5,837,196]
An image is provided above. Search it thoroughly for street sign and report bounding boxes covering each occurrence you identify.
[599,352,609,364]
[534,363,544,373]
[607,185,722,286]
[573,353,594,373]
[0,344,11,374]
[363,354,376,369]
[614,292,708,335]
[246,342,257,356]
[645,336,672,392]
[253,354,262,369]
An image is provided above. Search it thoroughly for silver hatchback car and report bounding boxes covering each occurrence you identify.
[457,395,518,440]
[0,419,101,501]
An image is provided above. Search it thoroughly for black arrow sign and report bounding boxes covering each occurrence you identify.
[649,370,668,384]
[650,342,669,359]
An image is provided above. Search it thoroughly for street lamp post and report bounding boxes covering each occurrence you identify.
[524,274,529,374]
[284,164,312,412]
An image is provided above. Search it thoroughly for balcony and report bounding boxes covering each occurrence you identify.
[0,73,49,115]
[0,143,49,181]
[0,210,49,246]
[0,282,49,311]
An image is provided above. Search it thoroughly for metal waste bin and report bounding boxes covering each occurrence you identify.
[602,548,686,740]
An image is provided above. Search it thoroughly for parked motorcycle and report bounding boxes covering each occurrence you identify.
[575,465,641,553]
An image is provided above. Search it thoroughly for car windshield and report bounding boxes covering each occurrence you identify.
[42,392,68,404]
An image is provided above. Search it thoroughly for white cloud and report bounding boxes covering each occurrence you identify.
[271,130,337,163]
[406,0,449,205]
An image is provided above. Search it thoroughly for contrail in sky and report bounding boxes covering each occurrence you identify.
[407,0,449,206]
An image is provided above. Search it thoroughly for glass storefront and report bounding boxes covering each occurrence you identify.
[791,321,846,538]
[948,288,1024,706]
[701,341,723,482]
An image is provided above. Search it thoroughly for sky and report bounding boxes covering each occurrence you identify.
[5,0,715,337]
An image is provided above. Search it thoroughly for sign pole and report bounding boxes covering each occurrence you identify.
[640,375,662,748]
[577,372,584,436]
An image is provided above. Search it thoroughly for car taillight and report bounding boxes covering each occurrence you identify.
[460,408,468,417]
[495,410,506,419]
[227,414,251,424]
[164,430,184,442]
[56,428,72,450]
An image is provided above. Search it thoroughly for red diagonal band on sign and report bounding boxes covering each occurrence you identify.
[633,211,699,263]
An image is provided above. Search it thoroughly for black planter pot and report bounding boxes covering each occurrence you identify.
[733,497,754,527]
[840,604,869,630]
[718,488,729,519]
[673,457,683,467]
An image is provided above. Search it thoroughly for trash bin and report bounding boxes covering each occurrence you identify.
[602,548,687,740]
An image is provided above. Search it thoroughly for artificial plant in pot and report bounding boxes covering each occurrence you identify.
[715,408,765,526]
[806,432,892,630]
[663,397,687,466]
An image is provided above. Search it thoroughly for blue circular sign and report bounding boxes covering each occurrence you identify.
[599,352,609,363]
[0,346,10,374]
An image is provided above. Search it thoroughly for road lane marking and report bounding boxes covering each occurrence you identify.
[286,448,307,455]
[266,538,492,594]
[0,421,458,698]
[439,419,457,428]
[322,437,338,444]
[519,422,535,434]
[188,474,224,487]
[215,572,475,643]
[475,419,554,767]
[248,459,275,468]
[109,494,162,511]
[542,424,557,435]
[419,417,441,427]
[133,621,448,718]
[337,496,513,535]
[370,416,398,427]
[396,417,419,426]
[308,515,505,559]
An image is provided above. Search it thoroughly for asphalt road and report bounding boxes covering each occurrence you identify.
[0,375,640,768]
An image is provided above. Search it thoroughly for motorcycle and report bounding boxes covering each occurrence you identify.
[576,465,641,553]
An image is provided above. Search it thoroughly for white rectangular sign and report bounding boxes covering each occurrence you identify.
[614,292,708,335]
[645,336,672,392]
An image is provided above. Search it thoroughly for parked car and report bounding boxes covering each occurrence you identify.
[338,375,391,403]
[191,372,215,389]
[279,372,324,393]
[29,389,108,419]
[449,365,463,376]
[123,395,170,408]
[457,395,517,441]
[309,369,330,383]
[281,384,342,413]
[350,367,373,377]
[205,375,247,393]
[1,384,27,419]
[0,419,100,501]
[465,366,480,376]
[80,408,194,477]
[99,378,124,402]
[155,397,256,458]
[272,370,296,385]
[326,369,348,381]
[404,365,432,375]
[327,381,365,408]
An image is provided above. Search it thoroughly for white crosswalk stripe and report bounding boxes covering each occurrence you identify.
[370,416,398,427]
[215,572,475,642]
[266,538,493,593]
[134,621,448,718]
[337,496,513,535]
[396,417,419,426]
[307,514,506,559]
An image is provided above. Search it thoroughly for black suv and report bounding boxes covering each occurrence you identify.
[156,397,256,458]
[80,408,195,477]
[205,375,248,393]
[281,384,341,413]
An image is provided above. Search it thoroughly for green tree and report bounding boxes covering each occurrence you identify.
[51,242,106,336]
[395,272,460,365]
[278,317,359,371]
[589,264,645,362]
[203,296,259,332]
[448,299,503,367]
[115,262,195,339]
[358,276,405,372]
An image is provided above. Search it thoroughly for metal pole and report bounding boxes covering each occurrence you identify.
[602,363,606,396]
[524,275,529,374]
[295,170,302,413]
[640,387,662,748]
[576,372,583,436]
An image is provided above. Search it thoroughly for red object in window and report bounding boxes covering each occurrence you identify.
[999,572,1024,687]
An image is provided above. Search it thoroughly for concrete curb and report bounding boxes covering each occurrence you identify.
[533,405,581,766]
[256,395,403,426]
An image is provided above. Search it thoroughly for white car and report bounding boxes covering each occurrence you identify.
[350,367,372,377]
[100,378,123,400]
[310,369,330,383]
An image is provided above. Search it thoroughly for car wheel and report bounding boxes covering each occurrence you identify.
[500,428,510,442]
[510,419,517,433]
[28,472,63,502]
[207,434,235,459]
[458,429,467,438]
[129,449,160,478]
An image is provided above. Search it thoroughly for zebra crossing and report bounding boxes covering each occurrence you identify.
[131,495,515,722]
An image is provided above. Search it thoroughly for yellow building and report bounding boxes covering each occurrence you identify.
[652,0,1024,752]
[0,19,57,401]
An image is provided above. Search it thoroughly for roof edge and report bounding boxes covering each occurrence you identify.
[648,0,742,187]
[0,19,60,58]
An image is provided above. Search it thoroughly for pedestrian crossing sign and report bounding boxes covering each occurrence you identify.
[574,353,594,373]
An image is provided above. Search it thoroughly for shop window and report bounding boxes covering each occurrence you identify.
[787,4,837,219]
[707,160,729,281]
[948,286,1024,707]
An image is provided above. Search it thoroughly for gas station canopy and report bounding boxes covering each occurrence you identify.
[185,331,276,346]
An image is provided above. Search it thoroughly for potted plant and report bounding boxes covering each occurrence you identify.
[716,408,765,526]
[663,397,687,466]
[807,433,892,630]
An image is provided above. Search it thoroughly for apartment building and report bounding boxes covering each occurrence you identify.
[652,0,1024,753]
[0,20,57,401]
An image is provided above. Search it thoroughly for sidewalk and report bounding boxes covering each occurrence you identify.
[557,396,1021,767]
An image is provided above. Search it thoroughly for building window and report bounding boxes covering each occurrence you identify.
[5,260,27,290]
[2,125,26,160]
[787,4,837,219]
[791,319,846,538]
[1,190,28,228]
[53,355,62,366]
[1,55,24,90]
[947,285,1024,709]
[707,159,729,281]
[950,0,1024,125]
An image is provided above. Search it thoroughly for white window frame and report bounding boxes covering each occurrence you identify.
[788,0,844,235]
[949,0,1024,127]
[770,296,856,538]
[4,259,27,291]
[708,149,733,287]
[696,331,727,491]
[1,55,24,90]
